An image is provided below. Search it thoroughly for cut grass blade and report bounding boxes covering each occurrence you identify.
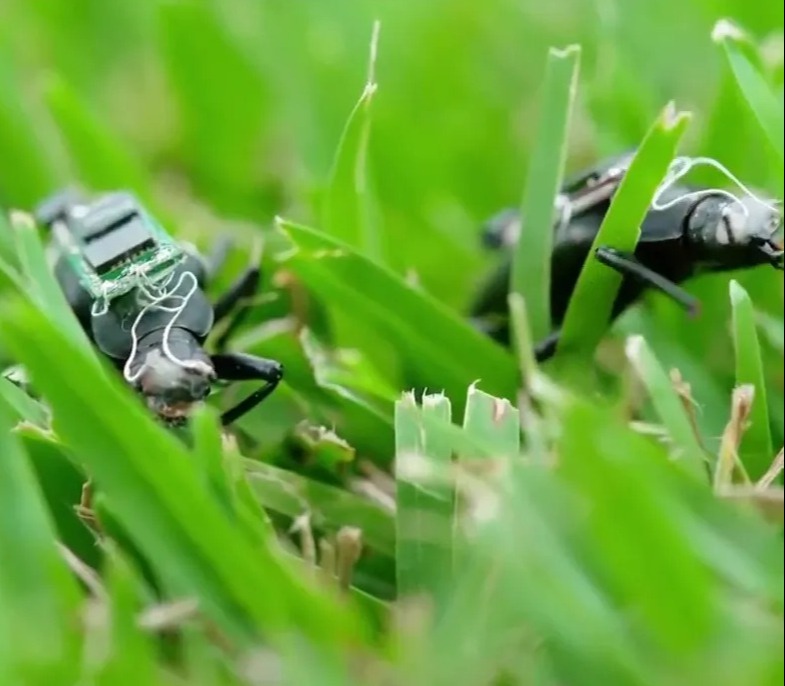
[729,280,773,480]
[0,297,367,648]
[0,395,83,686]
[276,218,519,407]
[322,20,381,261]
[394,391,455,601]
[460,384,520,460]
[625,335,707,479]
[43,74,155,206]
[558,103,691,360]
[713,20,784,163]
[511,44,581,342]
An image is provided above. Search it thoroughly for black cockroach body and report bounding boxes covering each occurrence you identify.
[31,188,284,427]
[470,151,783,360]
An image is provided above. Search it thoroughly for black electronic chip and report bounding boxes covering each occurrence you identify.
[82,215,156,274]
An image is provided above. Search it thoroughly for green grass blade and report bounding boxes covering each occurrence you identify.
[0,375,48,426]
[730,280,773,480]
[394,391,455,601]
[460,384,520,459]
[558,103,691,359]
[0,298,366,647]
[8,211,92,350]
[43,74,154,203]
[87,550,157,686]
[0,395,83,685]
[277,218,518,407]
[511,44,581,342]
[322,20,381,260]
[713,20,784,162]
[625,335,707,479]
[243,459,394,557]
[558,400,718,658]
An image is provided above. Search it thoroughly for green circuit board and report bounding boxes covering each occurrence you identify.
[53,194,186,303]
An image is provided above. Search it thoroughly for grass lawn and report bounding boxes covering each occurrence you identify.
[0,1,783,684]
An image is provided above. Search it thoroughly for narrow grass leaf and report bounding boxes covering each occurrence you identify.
[508,292,538,389]
[558,400,718,658]
[243,459,395,557]
[730,280,773,480]
[43,74,154,205]
[88,551,157,686]
[0,376,48,426]
[713,20,784,162]
[9,210,92,349]
[511,44,581,341]
[0,395,83,685]
[395,391,456,600]
[625,335,707,479]
[322,20,381,260]
[558,104,691,359]
[0,298,366,647]
[277,218,518,407]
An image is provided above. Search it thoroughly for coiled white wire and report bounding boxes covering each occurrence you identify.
[651,155,781,221]
[91,268,201,384]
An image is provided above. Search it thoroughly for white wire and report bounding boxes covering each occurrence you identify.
[121,270,201,383]
[651,155,781,220]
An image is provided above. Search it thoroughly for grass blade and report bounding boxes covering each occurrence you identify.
[460,384,520,460]
[7,211,92,350]
[322,20,381,260]
[395,391,455,601]
[277,218,518,408]
[713,20,784,162]
[0,395,83,685]
[558,103,691,360]
[625,335,707,479]
[511,44,581,341]
[0,297,366,647]
[730,280,773,480]
[244,459,395,557]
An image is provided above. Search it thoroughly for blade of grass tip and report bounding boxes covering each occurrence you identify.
[625,335,708,480]
[461,384,520,461]
[0,396,83,685]
[8,210,93,351]
[558,103,691,360]
[0,375,48,426]
[713,20,784,163]
[729,281,773,480]
[511,44,581,342]
[43,74,156,207]
[322,20,381,261]
[394,391,456,603]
